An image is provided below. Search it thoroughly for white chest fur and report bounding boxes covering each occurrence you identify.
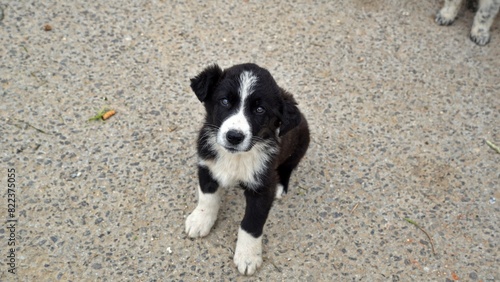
[199,141,275,189]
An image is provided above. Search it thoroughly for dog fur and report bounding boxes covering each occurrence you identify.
[436,0,500,45]
[185,63,310,275]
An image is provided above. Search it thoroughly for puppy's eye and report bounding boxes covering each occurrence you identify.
[220,98,230,107]
[255,106,265,114]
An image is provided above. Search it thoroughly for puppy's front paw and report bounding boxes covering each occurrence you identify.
[234,228,263,275]
[234,250,262,276]
[470,30,491,45]
[185,207,217,238]
[185,186,220,238]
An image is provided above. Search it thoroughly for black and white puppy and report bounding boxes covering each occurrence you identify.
[436,0,500,45]
[185,63,310,275]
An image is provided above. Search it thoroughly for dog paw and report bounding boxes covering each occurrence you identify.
[185,207,217,238]
[275,184,285,199]
[234,228,263,275]
[234,251,262,275]
[470,30,491,46]
[234,247,263,275]
[435,11,456,25]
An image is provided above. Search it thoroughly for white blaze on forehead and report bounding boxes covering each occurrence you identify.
[238,71,258,101]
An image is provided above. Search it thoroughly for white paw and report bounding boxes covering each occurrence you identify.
[436,1,461,26]
[185,186,220,238]
[435,10,456,25]
[185,207,217,238]
[234,227,263,275]
[275,184,284,199]
[470,29,491,45]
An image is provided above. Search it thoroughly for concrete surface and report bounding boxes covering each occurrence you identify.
[1,0,499,281]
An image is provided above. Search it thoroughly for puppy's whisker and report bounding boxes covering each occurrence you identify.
[203,124,220,131]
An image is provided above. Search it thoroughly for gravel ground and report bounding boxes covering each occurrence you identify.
[1,0,499,281]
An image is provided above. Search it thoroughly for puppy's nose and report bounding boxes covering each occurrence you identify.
[226,130,245,145]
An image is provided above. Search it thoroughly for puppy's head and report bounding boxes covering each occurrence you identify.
[191,63,301,153]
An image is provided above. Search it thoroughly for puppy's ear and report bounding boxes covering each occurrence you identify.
[190,64,223,102]
[279,94,301,137]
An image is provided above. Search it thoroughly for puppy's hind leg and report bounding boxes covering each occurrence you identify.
[275,164,295,199]
[436,0,464,25]
[470,0,500,45]
[276,131,309,199]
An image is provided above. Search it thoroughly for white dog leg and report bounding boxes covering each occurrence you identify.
[185,186,221,238]
[470,0,500,45]
[234,227,263,275]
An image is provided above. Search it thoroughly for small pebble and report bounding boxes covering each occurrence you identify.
[469,272,478,280]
